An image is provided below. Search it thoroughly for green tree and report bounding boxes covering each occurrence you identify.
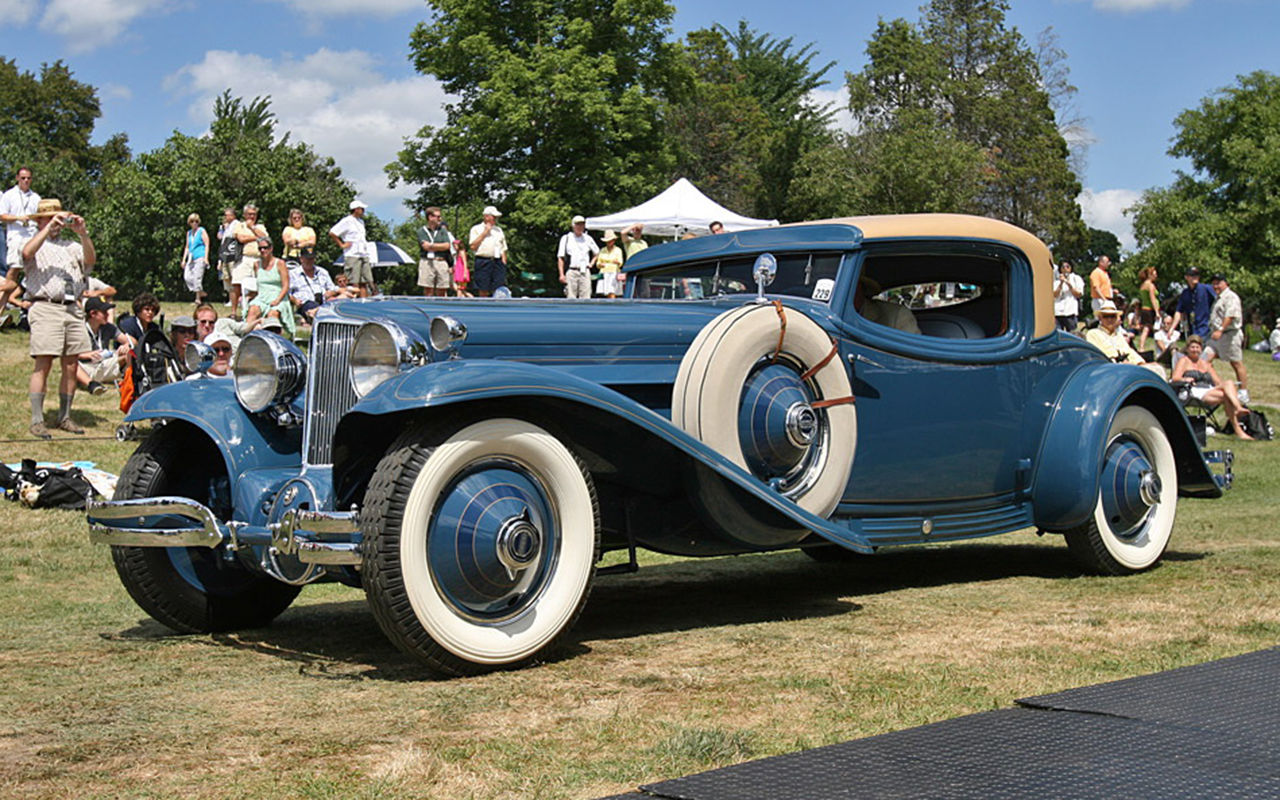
[92,94,358,299]
[716,21,836,220]
[663,29,775,216]
[0,58,129,214]
[841,0,1086,252]
[387,0,680,293]
[1131,71,1280,314]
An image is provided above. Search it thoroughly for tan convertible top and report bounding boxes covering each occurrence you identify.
[796,214,1057,338]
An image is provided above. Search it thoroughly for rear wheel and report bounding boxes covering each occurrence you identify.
[111,426,300,632]
[1064,406,1178,575]
[362,418,600,676]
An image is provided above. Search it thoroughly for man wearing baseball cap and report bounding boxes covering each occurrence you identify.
[329,199,374,297]
[1168,266,1216,339]
[77,296,129,396]
[468,205,508,297]
[557,214,598,299]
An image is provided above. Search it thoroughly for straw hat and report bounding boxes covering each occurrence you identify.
[1096,299,1121,316]
[602,229,617,242]
[32,198,68,218]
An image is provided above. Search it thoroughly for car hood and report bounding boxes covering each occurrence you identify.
[320,295,838,382]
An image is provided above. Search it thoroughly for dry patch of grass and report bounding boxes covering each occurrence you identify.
[1,332,1278,798]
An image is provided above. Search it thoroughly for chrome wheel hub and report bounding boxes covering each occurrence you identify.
[495,508,542,580]
[785,402,818,448]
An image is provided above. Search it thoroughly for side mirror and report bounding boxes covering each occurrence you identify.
[753,253,777,303]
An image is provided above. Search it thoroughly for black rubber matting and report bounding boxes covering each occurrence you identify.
[1018,646,1280,742]
[603,648,1280,800]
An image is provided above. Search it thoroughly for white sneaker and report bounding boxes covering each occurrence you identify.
[1239,389,1251,405]
[223,301,232,307]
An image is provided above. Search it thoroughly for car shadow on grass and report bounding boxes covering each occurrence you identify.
[101,540,1207,681]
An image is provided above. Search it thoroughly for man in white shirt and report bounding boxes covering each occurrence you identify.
[329,200,373,297]
[557,215,599,299]
[0,166,40,310]
[1053,260,1084,333]
[468,205,509,297]
[288,246,356,323]
[1206,273,1247,392]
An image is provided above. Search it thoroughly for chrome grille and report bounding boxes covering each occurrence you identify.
[304,320,359,466]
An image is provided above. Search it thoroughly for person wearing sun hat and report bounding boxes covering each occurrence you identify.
[20,198,97,438]
[1086,299,1165,376]
[203,329,239,377]
[469,205,508,297]
[595,229,624,297]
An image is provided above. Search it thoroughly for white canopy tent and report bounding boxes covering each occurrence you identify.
[585,177,778,238]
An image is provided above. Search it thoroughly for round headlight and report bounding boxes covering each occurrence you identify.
[350,323,401,397]
[185,341,214,375]
[429,315,467,353]
[233,332,307,413]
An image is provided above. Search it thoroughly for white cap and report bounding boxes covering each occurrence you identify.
[204,330,240,350]
[482,205,502,217]
[349,199,368,211]
[571,215,586,225]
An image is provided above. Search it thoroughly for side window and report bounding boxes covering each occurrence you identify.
[852,252,1010,340]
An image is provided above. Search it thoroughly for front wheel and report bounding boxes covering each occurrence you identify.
[111,426,300,632]
[1064,406,1178,574]
[362,418,600,676]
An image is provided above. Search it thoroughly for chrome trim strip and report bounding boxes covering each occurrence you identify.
[86,497,227,548]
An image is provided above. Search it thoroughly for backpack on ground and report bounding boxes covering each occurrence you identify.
[1241,409,1274,441]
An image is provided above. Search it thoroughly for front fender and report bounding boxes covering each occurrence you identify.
[339,360,874,553]
[124,378,303,482]
[1031,362,1219,531]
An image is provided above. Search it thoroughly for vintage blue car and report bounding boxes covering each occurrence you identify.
[88,214,1230,676]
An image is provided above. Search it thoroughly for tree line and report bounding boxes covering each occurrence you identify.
[5,0,1275,312]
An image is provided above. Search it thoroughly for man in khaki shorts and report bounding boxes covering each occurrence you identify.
[417,206,454,296]
[231,204,266,318]
[19,198,96,439]
[330,199,374,297]
[1207,273,1247,394]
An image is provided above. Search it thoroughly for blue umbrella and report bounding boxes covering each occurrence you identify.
[332,241,413,267]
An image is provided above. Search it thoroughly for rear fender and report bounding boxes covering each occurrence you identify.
[333,359,874,553]
[1031,363,1219,531]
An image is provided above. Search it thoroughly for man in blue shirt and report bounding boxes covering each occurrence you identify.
[1169,266,1216,338]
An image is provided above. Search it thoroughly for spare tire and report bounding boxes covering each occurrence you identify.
[673,303,856,519]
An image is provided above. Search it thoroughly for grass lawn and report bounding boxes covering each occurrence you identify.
[1,312,1278,799]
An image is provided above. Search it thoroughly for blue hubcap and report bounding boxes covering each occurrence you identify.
[428,460,556,621]
[739,363,818,482]
[1100,436,1160,537]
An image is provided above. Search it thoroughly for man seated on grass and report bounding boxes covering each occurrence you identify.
[76,296,129,395]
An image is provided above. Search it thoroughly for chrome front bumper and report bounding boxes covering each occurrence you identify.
[87,496,362,565]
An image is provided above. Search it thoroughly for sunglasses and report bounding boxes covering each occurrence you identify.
[213,345,232,355]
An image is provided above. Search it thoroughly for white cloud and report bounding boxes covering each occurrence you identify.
[101,83,133,101]
[169,49,450,217]
[0,0,37,26]
[39,0,170,52]
[1077,188,1141,251]
[266,0,422,17]
[1090,0,1191,11]
[809,86,855,135]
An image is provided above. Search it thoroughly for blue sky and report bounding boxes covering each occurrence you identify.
[2,0,1276,249]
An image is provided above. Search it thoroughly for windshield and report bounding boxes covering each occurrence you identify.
[631,252,844,303]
